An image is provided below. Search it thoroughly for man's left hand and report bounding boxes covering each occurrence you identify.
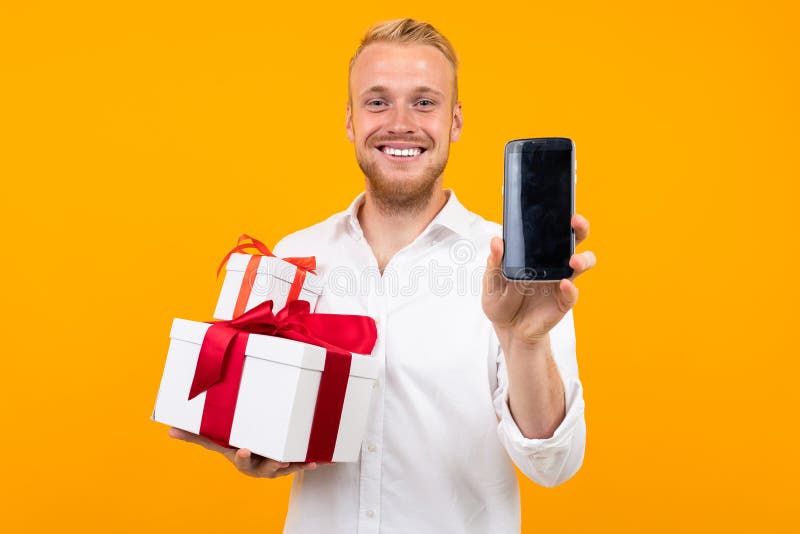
[482,214,596,348]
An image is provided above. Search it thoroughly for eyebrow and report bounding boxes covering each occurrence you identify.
[360,85,446,99]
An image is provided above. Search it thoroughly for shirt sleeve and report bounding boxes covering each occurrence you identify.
[492,310,586,487]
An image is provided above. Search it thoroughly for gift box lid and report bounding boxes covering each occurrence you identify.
[225,253,324,295]
[170,318,377,380]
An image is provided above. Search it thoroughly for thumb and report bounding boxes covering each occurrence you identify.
[483,237,507,300]
[487,236,504,271]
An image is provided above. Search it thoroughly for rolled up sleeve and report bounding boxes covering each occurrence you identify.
[492,310,587,487]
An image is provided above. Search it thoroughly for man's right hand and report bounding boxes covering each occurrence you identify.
[168,427,318,478]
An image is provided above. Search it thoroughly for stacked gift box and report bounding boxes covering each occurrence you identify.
[152,235,378,463]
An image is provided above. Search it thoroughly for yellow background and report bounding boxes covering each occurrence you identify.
[1,1,797,532]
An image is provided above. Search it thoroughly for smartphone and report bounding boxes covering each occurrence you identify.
[502,137,575,281]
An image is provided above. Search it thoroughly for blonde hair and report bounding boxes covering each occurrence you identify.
[348,18,459,102]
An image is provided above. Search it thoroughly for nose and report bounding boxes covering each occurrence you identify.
[387,105,417,135]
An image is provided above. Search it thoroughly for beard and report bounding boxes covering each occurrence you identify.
[356,146,449,216]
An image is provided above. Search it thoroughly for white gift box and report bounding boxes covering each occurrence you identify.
[152,318,378,462]
[214,253,324,321]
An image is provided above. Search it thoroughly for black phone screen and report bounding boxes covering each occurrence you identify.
[502,138,574,280]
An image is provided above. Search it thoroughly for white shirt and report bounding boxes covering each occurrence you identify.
[273,191,586,534]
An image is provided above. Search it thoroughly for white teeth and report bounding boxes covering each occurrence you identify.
[382,146,421,157]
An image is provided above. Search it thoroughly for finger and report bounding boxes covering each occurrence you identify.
[168,427,231,455]
[557,278,579,312]
[569,250,597,278]
[487,236,503,271]
[272,462,319,478]
[483,237,507,297]
[572,214,590,246]
[233,448,290,477]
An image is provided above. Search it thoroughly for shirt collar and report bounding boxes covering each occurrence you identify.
[429,190,474,237]
[342,192,367,239]
[341,189,474,239]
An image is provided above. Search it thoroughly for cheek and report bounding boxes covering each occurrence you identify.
[354,117,382,144]
[426,119,451,145]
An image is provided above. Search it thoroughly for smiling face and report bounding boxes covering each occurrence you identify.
[346,42,463,213]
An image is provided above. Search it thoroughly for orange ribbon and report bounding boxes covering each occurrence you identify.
[217,234,317,318]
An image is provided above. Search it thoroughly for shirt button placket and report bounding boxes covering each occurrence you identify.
[358,279,386,534]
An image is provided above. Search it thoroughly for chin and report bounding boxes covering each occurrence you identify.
[356,149,448,211]
[364,170,444,214]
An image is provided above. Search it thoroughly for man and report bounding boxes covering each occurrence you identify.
[170,18,596,533]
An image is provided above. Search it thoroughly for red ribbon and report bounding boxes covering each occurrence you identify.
[188,299,377,462]
[216,234,318,318]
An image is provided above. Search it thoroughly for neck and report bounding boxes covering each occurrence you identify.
[358,187,448,272]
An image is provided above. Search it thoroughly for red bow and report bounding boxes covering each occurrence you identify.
[189,299,377,462]
[216,235,318,318]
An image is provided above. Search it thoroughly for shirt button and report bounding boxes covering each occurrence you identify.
[366,510,375,518]
[367,443,377,452]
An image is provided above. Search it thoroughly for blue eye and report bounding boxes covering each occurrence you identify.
[367,99,386,108]
[418,99,434,107]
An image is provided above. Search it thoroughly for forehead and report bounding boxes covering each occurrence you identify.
[350,42,455,98]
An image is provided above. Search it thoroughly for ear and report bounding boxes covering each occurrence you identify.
[450,102,463,142]
[345,103,354,142]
